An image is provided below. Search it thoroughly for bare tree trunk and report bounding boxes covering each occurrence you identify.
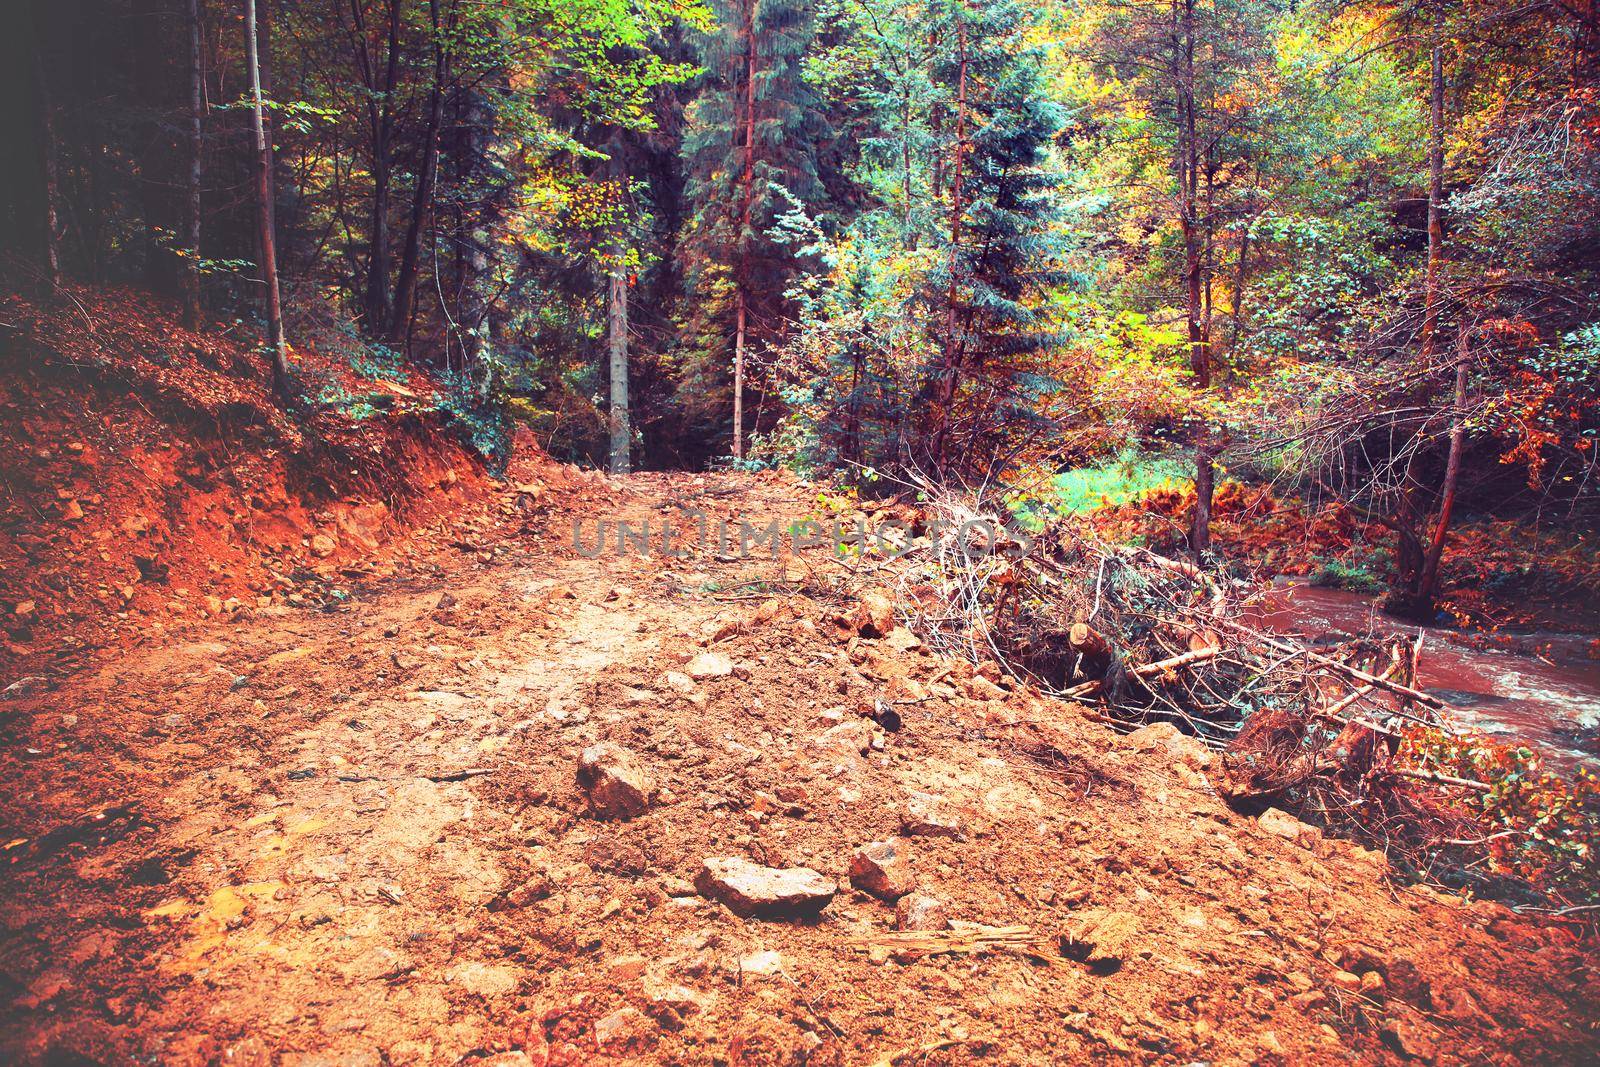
[245,0,289,395]
[1229,223,1250,349]
[733,291,747,460]
[181,0,204,328]
[1386,23,1449,617]
[1202,156,1216,343]
[933,11,969,469]
[1178,0,1213,554]
[845,345,864,475]
[458,66,499,385]
[731,0,757,461]
[902,90,914,234]
[259,0,278,236]
[1419,30,1445,360]
[348,0,402,335]
[389,0,449,345]
[30,27,62,295]
[371,0,401,334]
[1416,331,1471,610]
[608,264,631,473]
[1388,469,1427,603]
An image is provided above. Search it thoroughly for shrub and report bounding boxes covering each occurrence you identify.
[1402,727,1600,906]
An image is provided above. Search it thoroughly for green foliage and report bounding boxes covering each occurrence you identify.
[1048,450,1193,514]
[1405,729,1600,905]
[312,384,384,422]
[1243,209,1397,363]
[1308,546,1391,594]
[149,228,256,280]
[435,367,512,472]
[212,95,340,135]
[774,0,1079,479]
[350,346,407,385]
[28,0,1599,522]
[1448,94,1600,274]
[679,0,830,380]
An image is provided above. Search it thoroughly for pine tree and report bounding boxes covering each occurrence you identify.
[921,0,1072,470]
[681,0,828,459]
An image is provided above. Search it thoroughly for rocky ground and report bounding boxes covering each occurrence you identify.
[1,454,1597,1066]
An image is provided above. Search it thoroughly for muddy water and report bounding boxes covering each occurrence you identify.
[1258,582,1600,771]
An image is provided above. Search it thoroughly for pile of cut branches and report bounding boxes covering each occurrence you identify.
[874,479,1557,891]
[892,483,1445,750]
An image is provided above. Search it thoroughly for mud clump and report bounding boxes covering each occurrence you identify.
[849,838,917,900]
[577,742,653,819]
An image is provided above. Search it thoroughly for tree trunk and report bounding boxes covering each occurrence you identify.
[1229,222,1251,349]
[733,290,747,460]
[608,264,631,474]
[902,88,914,235]
[1178,0,1213,555]
[245,0,289,395]
[1380,455,1434,620]
[1202,155,1216,344]
[30,25,62,295]
[181,0,204,328]
[351,0,402,335]
[933,12,969,468]
[457,62,500,381]
[731,0,757,461]
[1419,30,1445,359]
[844,343,864,474]
[389,0,449,345]
[1415,332,1471,611]
[1386,24,1449,617]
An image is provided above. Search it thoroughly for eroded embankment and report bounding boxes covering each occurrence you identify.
[0,286,497,683]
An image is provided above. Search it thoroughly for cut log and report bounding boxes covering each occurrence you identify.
[1063,644,1221,699]
[1068,621,1114,682]
[1387,768,1491,793]
[1311,648,1403,732]
[1068,622,1111,659]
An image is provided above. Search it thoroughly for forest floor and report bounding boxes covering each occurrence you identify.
[2,442,1598,1066]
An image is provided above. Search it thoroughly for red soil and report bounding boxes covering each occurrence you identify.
[0,294,1596,1065]
[0,286,495,682]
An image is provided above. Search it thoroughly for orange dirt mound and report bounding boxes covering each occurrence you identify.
[0,286,495,679]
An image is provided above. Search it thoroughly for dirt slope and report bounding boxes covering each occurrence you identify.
[1,453,1596,1066]
[0,286,493,682]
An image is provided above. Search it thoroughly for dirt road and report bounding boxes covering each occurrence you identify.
[2,467,1596,1065]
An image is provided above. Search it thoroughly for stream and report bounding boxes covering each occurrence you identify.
[1258,582,1600,772]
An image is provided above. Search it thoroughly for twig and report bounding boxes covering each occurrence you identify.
[1218,618,1456,713]
[1386,768,1491,792]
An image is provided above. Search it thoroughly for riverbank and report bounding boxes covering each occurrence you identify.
[1032,466,1600,769]
[1260,581,1600,770]
[1072,479,1600,639]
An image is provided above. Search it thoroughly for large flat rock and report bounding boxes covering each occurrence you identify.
[694,857,836,918]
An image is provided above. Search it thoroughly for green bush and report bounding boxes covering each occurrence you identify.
[1048,448,1192,514]
[1309,554,1387,594]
